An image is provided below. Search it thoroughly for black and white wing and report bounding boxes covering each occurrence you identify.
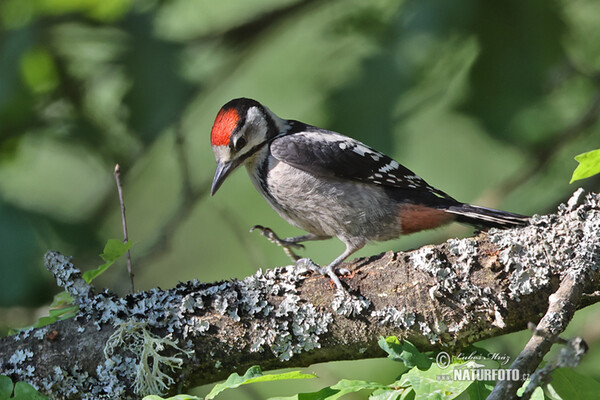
[269,124,453,200]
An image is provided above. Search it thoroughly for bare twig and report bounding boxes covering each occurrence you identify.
[1,190,598,399]
[487,269,589,400]
[114,164,134,293]
[520,336,588,400]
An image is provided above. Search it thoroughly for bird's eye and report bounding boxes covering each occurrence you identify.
[233,136,246,152]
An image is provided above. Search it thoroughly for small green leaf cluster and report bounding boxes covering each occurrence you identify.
[82,239,133,284]
[143,366,316,400]
[0,375,48,400]
[144,336,600,400]
[31,291,78,329]
[10,239,132,333]
[571,148,600,183]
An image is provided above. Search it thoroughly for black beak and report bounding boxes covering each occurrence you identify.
[211,160,239,196]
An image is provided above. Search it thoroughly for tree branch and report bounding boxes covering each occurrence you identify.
[1,189,599,400]
[488,270,589,400]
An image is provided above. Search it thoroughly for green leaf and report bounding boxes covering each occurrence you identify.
[274,380,387,400]
[206,366,316,399]
[49,291,75,307]
[269,387,341,400]
[462,380,493,400]
[12,381,49,400]
[329,380,390,399]
[545,368,600,400]
[369,388,406,400]
[32,292,78,328]
[531,387,545,400]
[516,381,545,400]
[272,380,403,400]
[378,337,432,369]
[47,306,75,319]
[143,395,201,400]
[397,362,477,400]
[82,239,133,283]
[570,148,600,183]
[0,377,49,400]
[33,308,78,329]
[0,376,14,400]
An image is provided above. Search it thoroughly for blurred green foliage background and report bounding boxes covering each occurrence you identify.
[1,0,600,398]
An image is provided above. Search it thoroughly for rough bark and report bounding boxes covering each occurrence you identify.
[1,189,599,399]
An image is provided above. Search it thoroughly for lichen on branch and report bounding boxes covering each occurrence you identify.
[0,189,599,400]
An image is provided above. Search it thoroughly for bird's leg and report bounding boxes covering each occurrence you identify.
[296,242,363,290]
[250,225,327,262]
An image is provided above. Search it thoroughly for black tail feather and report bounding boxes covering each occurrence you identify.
[445,204,529,229]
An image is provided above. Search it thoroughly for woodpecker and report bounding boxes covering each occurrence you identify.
[210,98,529,289]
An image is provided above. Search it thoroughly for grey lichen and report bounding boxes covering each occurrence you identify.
[252,300,333,361]
[5,189,598,399]
[418,321,439,343]
[102,320,193,396]
[399,189,600,345]
[44,252,93,304]
[33,327,47,340]
[447,237,479,276]
[24,254,336,397]
[3,349,36,384]
[8,349,34,365]
[40,364,89,398]
[371,306,415,329]
[331,290,371,317]
[411,246,458,293]
[491,189,600,300]
[240,269,334,361]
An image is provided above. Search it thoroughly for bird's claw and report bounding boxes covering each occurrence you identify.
[295,258,345,291]
[250,225,305,249]
[250,225,303,261]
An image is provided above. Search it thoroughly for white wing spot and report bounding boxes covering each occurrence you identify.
[351,143,375,157]
[379,160,400,173]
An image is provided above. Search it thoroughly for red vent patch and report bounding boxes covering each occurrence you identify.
[211,108,240,146]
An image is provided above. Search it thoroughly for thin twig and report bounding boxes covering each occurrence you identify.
[520,337,588,400]
[487,269,587,400]
[114,164,134,293]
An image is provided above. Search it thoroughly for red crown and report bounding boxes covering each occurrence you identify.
[211,108,240,146]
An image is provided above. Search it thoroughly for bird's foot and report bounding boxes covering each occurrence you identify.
[295,258,347,291]
[250,225,304,261]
